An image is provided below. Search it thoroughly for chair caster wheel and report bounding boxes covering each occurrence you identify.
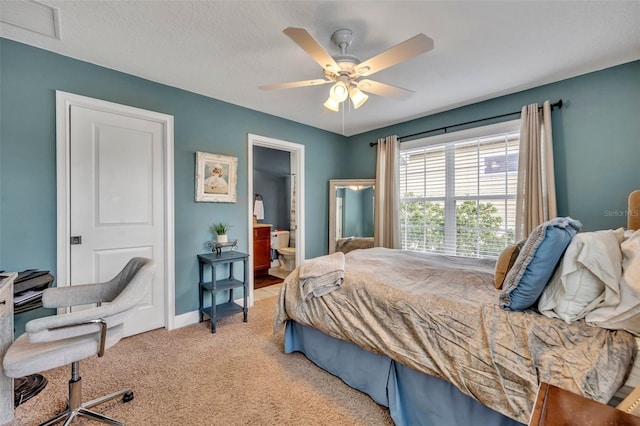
[123,391,134,403]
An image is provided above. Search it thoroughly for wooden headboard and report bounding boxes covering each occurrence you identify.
[630,190,640,231]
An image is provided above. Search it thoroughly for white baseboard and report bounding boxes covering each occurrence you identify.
[172,310,200,329]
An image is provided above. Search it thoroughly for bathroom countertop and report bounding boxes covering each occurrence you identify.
[253,223,272,228]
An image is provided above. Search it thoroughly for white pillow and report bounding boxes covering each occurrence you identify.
[586,229,640,334]
[539,228,624,323]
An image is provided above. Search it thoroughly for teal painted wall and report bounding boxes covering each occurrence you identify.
[2,37,638,334]
[346,60,640,231]
[253,146,291,231]
[0,39,347,331]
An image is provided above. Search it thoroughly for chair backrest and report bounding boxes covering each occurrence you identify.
[108,257,156,311]
[27,257,155,344]
[97,257,156,330]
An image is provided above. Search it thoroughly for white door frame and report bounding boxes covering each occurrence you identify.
[247,134,305,306]
[55,91,176,330]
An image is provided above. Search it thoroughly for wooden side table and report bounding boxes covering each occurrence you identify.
[529,382,640,425]
[197,251,249,333]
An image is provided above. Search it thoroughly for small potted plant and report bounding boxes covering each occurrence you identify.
[210,222,231,244]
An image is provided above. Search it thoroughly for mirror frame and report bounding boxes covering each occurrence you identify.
[328,179,376,254]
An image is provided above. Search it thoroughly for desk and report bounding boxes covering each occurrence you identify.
[0,273,17,425]
[529,382,640,426]
[197,252,249,333]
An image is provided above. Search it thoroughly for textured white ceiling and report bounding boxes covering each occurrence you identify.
[2,1,639,136]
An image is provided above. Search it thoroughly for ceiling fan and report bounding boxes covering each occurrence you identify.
[258,27,434,112]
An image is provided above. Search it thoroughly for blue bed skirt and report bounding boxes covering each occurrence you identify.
[285,321,524,426]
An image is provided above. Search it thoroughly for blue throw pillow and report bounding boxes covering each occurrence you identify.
[500,217,582,311]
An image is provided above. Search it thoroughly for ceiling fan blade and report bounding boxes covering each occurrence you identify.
[258,79,331,91]
[355,34,434,77]
[358,79,414,99]
[283,27,341,74]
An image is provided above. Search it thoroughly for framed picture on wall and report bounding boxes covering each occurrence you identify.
[195,151,238,203]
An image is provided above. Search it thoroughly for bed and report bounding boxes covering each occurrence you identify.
[274,190,640,425]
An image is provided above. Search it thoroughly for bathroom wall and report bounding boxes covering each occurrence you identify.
[253,146,291,231]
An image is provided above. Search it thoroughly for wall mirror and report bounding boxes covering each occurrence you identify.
[328,179,376,254]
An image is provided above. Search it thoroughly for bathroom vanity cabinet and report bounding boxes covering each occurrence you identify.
[253,224,271,277]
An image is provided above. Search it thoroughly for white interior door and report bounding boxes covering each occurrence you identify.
[69,105,165,336]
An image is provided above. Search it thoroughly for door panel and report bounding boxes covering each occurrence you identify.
[96,128,153,225]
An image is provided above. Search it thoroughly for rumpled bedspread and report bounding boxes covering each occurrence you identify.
[274,247,636,424]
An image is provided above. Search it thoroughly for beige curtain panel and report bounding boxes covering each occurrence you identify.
[515,100,558,240]
[374,135,400,249]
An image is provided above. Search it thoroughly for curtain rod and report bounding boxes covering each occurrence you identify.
[369,99,563,147]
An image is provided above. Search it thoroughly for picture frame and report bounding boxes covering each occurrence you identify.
[195,151,238,203]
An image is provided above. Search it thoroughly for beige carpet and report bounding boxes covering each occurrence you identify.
[9,297,393,425]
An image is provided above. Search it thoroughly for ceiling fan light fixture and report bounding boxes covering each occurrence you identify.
[329,81,349,102]
[262,27,434,115]
[349,86,368,109]
[323,96,341,112]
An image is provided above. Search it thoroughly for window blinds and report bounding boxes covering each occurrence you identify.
[399,123,520,258]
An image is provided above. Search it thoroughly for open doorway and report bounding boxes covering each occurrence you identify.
[247,134,305,306]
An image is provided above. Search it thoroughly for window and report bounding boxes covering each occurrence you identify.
[399,120,520,259]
